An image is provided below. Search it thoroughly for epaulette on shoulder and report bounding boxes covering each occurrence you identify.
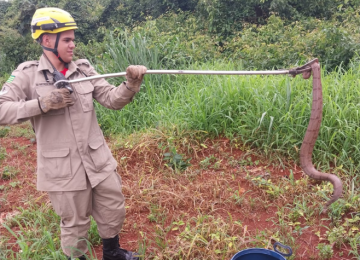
[17,61,39,70]
[75,59,91,67]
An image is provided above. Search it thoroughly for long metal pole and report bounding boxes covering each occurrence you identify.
[54,69,290,86]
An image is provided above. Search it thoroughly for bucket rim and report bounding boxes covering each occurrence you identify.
[231,248,286,260]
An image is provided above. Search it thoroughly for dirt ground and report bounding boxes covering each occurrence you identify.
[0,129,355,260]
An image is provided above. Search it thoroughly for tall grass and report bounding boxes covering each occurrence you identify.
[91,32,360,174]
[0,202,100,259]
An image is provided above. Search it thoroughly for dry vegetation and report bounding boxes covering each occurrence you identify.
[1,123,359,259]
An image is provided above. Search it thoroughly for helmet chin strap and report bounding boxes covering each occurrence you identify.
[41,32,69,68]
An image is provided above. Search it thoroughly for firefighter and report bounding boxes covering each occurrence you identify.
[0,7,146,260]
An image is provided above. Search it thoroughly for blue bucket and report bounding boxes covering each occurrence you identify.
[231,242,292,260]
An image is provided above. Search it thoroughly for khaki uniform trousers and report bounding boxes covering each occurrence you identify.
[48,171,126,257]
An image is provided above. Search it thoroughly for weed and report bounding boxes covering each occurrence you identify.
[211,159,222,170]
[287,208,301,222]
[288,170,295,186]
[249,197,260,211]
[1,166,19,180]
[10,142,29,155]
[0,126,10,138]
[137,232,147,260]
[325,225,347,248]
[316,243,334,259]
[154,225,168,250]
[147,206,159,223]
[239,156,255,167]
[7,122,35,139]
[8,181,20,188]
[348,233,360,258]
[88,217,101,246]
[250,177,282,199]
[0,146,6,161]
[163,149,191,171]
[292,224,309,236]
[0,203,61,259]
[171,220,185,231]
[326,199,350,224]
[199,155,217,169]
[227,156,238,167]
[0,201,99,259]
[231,189,249,206]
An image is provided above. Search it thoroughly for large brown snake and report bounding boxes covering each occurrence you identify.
[290,59,343,213]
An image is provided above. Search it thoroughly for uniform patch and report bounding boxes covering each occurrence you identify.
[6,75,15,83]
[0,86,9,95]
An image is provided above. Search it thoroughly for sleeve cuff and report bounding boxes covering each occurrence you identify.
[115,82,136,99]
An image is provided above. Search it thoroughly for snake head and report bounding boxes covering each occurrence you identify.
[302,69,312,79]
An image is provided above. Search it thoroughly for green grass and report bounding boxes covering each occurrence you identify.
[0,202,101,260]
[0,126,10,138]
[0,145,6,161]
[1,166,19,180]
[94,58,360,174]
[89,31,360,175]
[90,31,360,175]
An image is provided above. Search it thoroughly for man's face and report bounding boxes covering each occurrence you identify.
[46,30,75,63]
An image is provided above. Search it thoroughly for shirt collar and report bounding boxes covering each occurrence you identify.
[66,60,79,78]
[37,54,54,73]
[37,54,81,77]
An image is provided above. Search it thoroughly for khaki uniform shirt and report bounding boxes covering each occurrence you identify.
[0,55,135,191]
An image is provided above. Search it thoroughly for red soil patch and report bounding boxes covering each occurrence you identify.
[0,135,354,260]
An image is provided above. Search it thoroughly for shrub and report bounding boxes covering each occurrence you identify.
[227,15,360,70]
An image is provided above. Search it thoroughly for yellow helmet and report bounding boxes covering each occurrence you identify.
[31,7,78,40]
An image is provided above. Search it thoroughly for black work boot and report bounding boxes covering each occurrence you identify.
[67,256,86,260]
[102,235,140,260]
